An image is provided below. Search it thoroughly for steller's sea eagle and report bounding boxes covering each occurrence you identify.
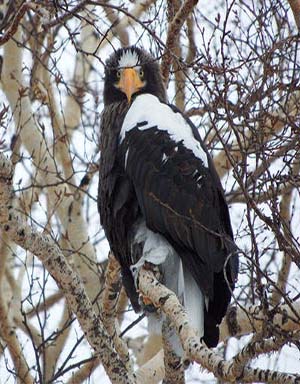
[98,46,238,350]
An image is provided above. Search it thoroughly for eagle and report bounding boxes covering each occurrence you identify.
[98,46,238,350]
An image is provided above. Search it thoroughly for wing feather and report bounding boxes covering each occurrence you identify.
[120,95,237,300]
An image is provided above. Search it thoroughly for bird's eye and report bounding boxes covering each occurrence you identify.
[116,70,121,79]
[139,69,144,79]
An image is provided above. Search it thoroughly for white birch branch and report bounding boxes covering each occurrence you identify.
[220,302,300,341]
[1,25,102,308]
[0,153,135,384]
[100,253,132,370]
[135,349,165,384]
[138,267,300,383]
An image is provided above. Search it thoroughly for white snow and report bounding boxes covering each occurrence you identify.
[120,94,209,167]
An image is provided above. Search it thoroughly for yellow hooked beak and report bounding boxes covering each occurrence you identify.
[116,68,145,103]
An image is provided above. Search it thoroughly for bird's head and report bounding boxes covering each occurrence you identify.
[103,46,166,106]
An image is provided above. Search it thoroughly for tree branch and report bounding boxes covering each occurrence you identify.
[161,0,198,85]
[288,0,300,31]
[161,320,184,384]
[220,302,300,341]
[0,153,135,384]
[100,252,132,370]
[138,267,300,383]
[0,2,45,46]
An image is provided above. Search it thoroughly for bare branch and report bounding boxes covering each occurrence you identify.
[161,0,198,85]
[100,253,132,370]
[220,303,300,341]
[0,0,299,381]
[0,2,45,46]
[135,349,165,384]
[0,299,34,383]
[161,321,184,384]
[0,153,135,384]
[66,356,100,384]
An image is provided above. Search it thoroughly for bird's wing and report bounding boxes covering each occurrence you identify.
[120,94,237,300]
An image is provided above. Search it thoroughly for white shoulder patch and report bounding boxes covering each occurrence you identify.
[118,50,139,68]
[120,94,208,167]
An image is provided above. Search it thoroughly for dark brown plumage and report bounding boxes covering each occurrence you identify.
[98,46,238,348]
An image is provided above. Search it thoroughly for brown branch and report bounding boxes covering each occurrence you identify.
[66,356,100,384]
[116,286,128,325]
[214,92,300,179]
[0,2,44,46]
[271,155,300,306]
[229,333,288,378]
[227,133,299,205]
[44,306,72,382]
[26,291,64,318]
[161,0,198,85]
[135,349,165,383]
[287,0,300,31]
[0,298,34,383]
[166,1,186,109]
[42,0,156,31]
[185,107,207,117]
[137,334,162,367]
[0,167,33,384]
[186,15,196,64]
[173,46,186,110]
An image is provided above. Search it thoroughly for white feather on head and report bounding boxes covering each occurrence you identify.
[118,49,139,68]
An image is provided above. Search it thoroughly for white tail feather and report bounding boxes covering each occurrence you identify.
[131,223,204,356]
[183,266,204,339]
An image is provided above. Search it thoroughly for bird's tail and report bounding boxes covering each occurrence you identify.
[182,265,205,340]
[157,257,205,356]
